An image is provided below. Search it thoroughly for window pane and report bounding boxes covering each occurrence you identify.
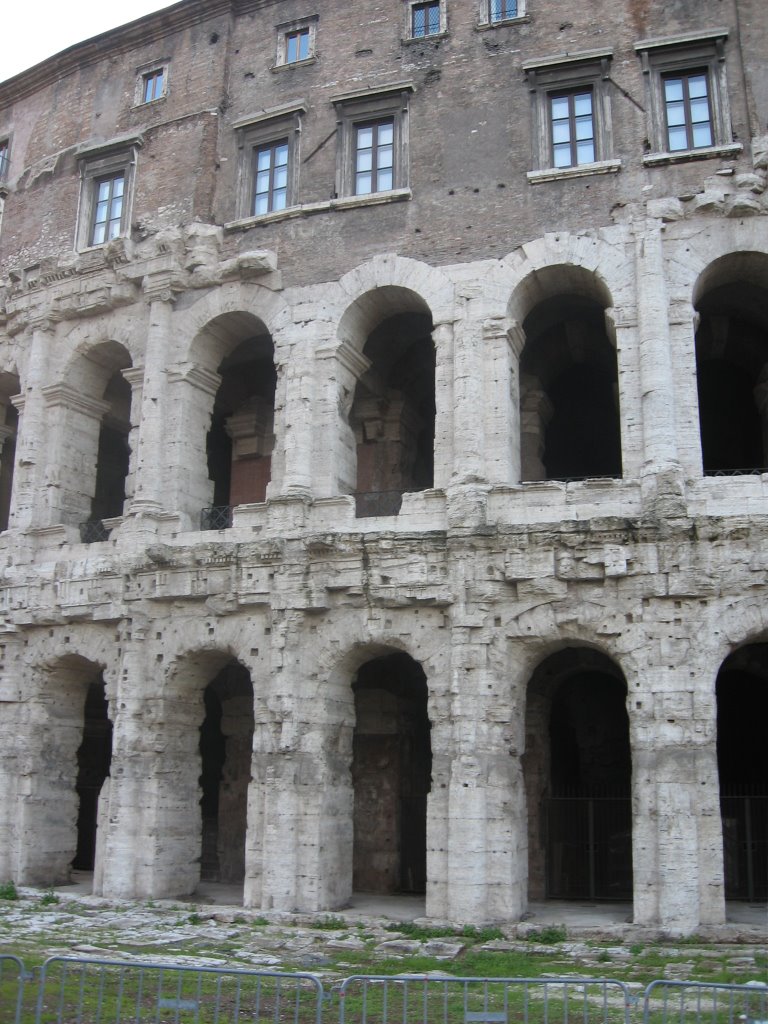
[576,140,595,163]
[668,126,688,150]
[275,143,289,166]
[254,193,269,216]
[286,35,298,62]
[92,223,106,245]
[378,144,394,169]
[378,168,393,191]
[378,122,394,145]
[273,188,287,211]
[688,74,708,98]
[550,96,570,120]
[575,115,593,141]
[273,166,288,189]
[356,171,372,194]
[357,126,373,149]
[111,196,123,219]
[552,122,571,144]
[256,170,271,192]
[95,200,109,223]
[298,30,309,59]
[428,3,440,33]
[113,176,124,197]
[553,144,572,168]
[692,122,713,147]
[664,78,684,102]
[666,101,686,127]
[107,220,121,241]
[356,150,373,173]
[257,149,272,171]
[97,181,111,202]
[573,93,592,116]
[690,97,710,123]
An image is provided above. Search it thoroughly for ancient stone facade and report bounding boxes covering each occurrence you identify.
[0,0,766,935]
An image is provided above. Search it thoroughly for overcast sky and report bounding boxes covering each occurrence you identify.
[2,1,181,84]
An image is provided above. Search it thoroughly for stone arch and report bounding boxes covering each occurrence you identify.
[322,637,434,907]
[691,251,768,474]
[0,366,20,530]
[712,640,768,902]
[151,646,256,898]
[17,653,112,886]
[174,304,278,527]
[509,263,621,482]
[48,339,134,535]
[523,643,632,903]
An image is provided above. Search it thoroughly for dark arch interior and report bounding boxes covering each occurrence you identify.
[716,645,768,900]
[91,371,131,522]
[198,660,254,883]
[207,333,276,514]
[352,652,432,893]
[72,676,113,871]
[521,295,621,481]
[0,400,18,532]
[696,281,768,475]
[351,312,435,517]
[525,649,632,901]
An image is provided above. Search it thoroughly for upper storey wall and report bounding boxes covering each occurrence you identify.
[0,0,764,288]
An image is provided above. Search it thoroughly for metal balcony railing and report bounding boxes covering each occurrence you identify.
[79,519,112,544]
[200,505,233,530]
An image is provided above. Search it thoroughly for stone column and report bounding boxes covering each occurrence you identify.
[444,631,527,923]
[120,365,145,507]
[633,217,685,513]
[481,318,521,486]
[272,323,314,497]
[451,308,485,484]
[130,284,177,513]
[165,364,221,527]
[9,317,55,530]
[630,667,725,931]
[314,338,370,499]
[432,321,454,491]
[41,385,110,526]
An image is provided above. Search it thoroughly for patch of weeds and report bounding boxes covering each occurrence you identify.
[251,916,270,926]
[630,943,644,956]
[461,925,505,942]
[0,881,18,900]
[39,888,60,906]
[311,916,348,930]
[187,912,202,925]
[525,925,567,944]
[383,921,457,939]
[598,951,612,963]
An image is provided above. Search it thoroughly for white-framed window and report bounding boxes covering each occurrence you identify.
[635,29,740,165]
[135,61,169,105]
[404,0,447,40]
[477,0,525,27]
[233,103,305,220]
[524,49,621,182]
[76,136,142,250]
[0,137,9,181]
[275,16,318,67]
[332,84,413,199]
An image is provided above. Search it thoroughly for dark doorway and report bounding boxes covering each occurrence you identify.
[525,650,632,901]
[352,652,431,893]
[716,646,768,901]
[198,661,254,883]
[72,677,112,870]
[91,370,131,522]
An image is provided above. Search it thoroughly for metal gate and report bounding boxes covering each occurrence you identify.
[34,957,325,1024]
[338,974,633,1024]
[546,796,632,900]
[720,791,768,900]
[641,981,768,1024]
[0,955,26,1024]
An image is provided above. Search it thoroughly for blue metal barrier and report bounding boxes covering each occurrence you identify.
[641,981,768,1024]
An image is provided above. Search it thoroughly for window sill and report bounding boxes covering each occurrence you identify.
[131,96,167,111]
[224,188,411,231]
[271,56,317,72]
[402,32,449,45]
[642,142,742,167]
[476,15,530,30]
[527,159,621,184]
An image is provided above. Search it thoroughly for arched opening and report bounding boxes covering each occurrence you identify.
[694,254,768,474]
[21,656,112,885]
[524,647,632,901]
[72,677,113,870]
[198,660,254,884]
[207,336,276,516]
[341,288,435,517]
[351,652,431,893]
[715,645,768,901]
[0,370,20,531]
[61,342,132,540]
[517,269,621,481]
[91,370,131,523]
